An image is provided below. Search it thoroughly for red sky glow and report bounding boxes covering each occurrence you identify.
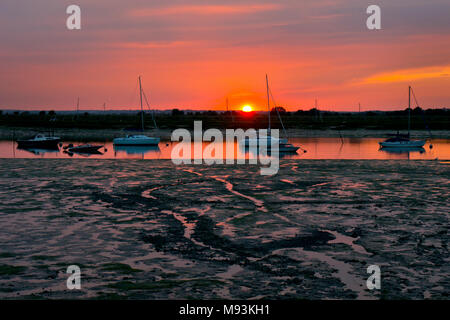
[0,0,449,111]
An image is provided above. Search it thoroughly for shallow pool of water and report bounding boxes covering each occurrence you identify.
[1,138,449,160]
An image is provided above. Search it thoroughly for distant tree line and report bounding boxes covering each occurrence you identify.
[0,108,448,131]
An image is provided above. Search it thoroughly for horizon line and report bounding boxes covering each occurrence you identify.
[1,107,448,113]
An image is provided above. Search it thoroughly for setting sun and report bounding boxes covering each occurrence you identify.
[242,105,253,112]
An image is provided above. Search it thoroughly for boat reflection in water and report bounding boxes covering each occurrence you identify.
[17,147,60,157]
[379,146,426,159]
[64,150,104,157]
[113,145,161,159]
[238,143,301,160]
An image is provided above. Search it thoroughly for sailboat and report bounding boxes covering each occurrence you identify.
[379,86,426,148]
[113,76,160,146]
[240,75,299,153]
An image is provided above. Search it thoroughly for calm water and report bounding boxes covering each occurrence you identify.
[1,138,449,160]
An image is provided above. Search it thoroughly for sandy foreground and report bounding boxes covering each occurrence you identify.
[0,159,448,299]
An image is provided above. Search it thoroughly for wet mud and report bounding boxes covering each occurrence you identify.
[0,159,448,299]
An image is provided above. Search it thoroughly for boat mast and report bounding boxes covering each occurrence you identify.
[315,98,318,121]
[408,85,411,137]
[266,74,271,134]
[139,76,144,132]
[226,97,234,125]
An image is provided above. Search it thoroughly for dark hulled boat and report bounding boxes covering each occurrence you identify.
[16,134,61,149]
[65,144,103,154]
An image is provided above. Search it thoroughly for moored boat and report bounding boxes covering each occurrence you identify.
[113,135,160,146]
[379,86,426,149]
[113,76,160,146]
[241,136,299,153]
[239,75,302,154]
[17,134,60,149]
[113,144,160,155]
[66,144,104,153]
[379,135,426,148]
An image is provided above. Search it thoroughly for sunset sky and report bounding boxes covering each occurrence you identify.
[0,0,449,111]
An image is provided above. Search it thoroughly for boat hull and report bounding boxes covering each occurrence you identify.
[241,137,289,147]
[279,145,299,153]
[68,145,103,153]
[379,140,426,148]
[114,145,160,155]
[16,139,60,149]
[239,138,299,153]
[380,146,425,154]
[113,137,160,146]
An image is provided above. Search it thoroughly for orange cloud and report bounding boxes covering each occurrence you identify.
[115,41,192,49]
[363,65,450,84]
[130,4,282,17]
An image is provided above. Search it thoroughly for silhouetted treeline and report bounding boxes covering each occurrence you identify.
[0,108,449,131]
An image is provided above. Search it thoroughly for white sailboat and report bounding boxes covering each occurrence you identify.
[241,75,298,153]
[113,76,160,146]
[379,86,426,148]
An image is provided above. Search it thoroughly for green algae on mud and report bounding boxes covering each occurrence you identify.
[0,264,26,276]
[101,263,143,274]
[107,279,225,291]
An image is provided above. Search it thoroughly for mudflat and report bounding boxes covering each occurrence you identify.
[0,159,448,299]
